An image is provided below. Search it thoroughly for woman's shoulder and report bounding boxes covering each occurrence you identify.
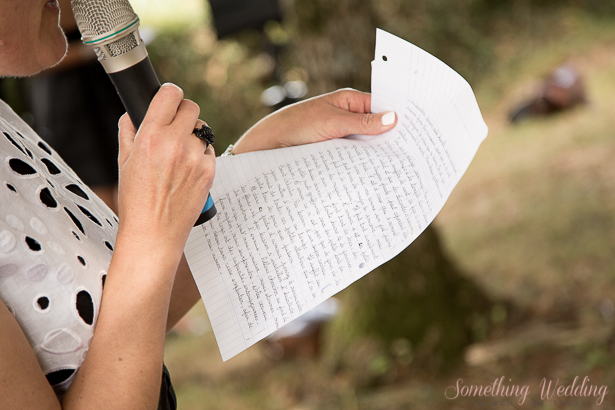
[0,99,41,143]
[0,99,119,396]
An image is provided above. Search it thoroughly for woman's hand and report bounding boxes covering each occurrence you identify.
[61,83,215,410]
[230,88,397,155]
[116,83,216,254]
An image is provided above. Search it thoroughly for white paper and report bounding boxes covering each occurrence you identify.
[184,29,488,361]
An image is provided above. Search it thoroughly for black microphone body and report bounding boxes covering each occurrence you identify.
[70,0,216,225]
[108,57,217,225]
[108,56,160,128]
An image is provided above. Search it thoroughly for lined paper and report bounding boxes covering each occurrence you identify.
[184,29,488,361]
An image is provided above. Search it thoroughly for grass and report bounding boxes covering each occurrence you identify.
[164,11,615,410]
[437,34,615,317]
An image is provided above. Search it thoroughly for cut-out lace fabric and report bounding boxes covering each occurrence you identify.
[0,99,117,397]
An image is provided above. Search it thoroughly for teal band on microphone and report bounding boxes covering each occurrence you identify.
[71,0,217,228]
[195,193,216,226]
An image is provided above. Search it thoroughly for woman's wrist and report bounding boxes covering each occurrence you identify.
[114,224,187,270]
[229,113,292,155]
[221,144,235,156]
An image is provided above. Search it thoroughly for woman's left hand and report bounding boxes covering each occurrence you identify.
[230,88,397,155]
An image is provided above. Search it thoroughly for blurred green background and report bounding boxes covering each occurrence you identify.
[129,1,615,409]
[11,0,615,408]
[127,0,615,409]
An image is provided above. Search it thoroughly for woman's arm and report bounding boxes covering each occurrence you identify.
[0,83,215,410]
[163,88,397,331]
[230,88,396,154]
[0,300,61,410]
[166,255,201,332]
[61,84,215,410]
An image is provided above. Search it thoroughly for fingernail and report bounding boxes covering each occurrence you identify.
[381,111,396,126]
[161,82,182,91]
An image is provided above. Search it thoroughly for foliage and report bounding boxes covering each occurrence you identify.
[145,0,615,146]
[162,14,615,406]
[145,0,615,376]
[147,28,273,152]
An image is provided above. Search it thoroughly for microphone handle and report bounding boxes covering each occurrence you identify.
[108,56,160,128]
[108,56,217,226]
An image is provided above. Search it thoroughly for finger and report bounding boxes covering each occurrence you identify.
[193,119,213,151]
[118,113,136,167]
[199,144,216,194]
[143,83,185,127]
[171,99,201,137]
[330,88,372,114]
[195,119,209,128]
[205,142,215,158]
[339,110,397,136]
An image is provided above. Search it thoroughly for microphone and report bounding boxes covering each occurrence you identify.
[70,0,216,226]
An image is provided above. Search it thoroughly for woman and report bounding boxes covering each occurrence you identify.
[0,1,396,409]
[25,0,127,213]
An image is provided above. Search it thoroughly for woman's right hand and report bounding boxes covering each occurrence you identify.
[0,84,215,410]
[116,83,216,255]
[60,84,215,409]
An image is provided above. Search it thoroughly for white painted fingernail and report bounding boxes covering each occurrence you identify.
[381,111,396,126]
[162,82,182,91]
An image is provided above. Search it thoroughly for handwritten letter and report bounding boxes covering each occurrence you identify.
[184,29,488,361]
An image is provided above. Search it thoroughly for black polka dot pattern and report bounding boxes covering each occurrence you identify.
[39,187,58,208]
[5,182,17,193]
[4,131,26,155]
[0,100,118,397]
[25,236,42,252]
[37,140,52,155]
[37,296,50,310]
[41,158,61,175]
[65,184,89,200]
[45,368,75,386]
[76,290,94,325]
[8,158,37,175]
[77,205,101,226]
[64,207,85,235]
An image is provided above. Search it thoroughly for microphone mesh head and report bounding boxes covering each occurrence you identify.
[71,0,138,39]
[107,34,139,57]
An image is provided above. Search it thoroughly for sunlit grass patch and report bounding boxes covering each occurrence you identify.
[436,40,615,314]
[131,0,209,30]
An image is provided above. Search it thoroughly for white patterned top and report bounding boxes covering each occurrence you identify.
[0,99,117,396]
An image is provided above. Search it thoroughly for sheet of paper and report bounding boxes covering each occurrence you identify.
[184,29,488,361]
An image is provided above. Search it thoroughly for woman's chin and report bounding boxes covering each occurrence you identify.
[35,27,67,73]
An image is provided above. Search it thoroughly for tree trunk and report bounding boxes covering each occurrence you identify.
[288,0,495,371]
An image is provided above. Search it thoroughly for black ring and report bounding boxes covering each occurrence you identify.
[193,124,215,147]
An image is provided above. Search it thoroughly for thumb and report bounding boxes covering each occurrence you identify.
[118,113,136,167]
[346,110,397,136]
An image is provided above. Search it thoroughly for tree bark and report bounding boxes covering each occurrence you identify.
[289,0,494,370]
